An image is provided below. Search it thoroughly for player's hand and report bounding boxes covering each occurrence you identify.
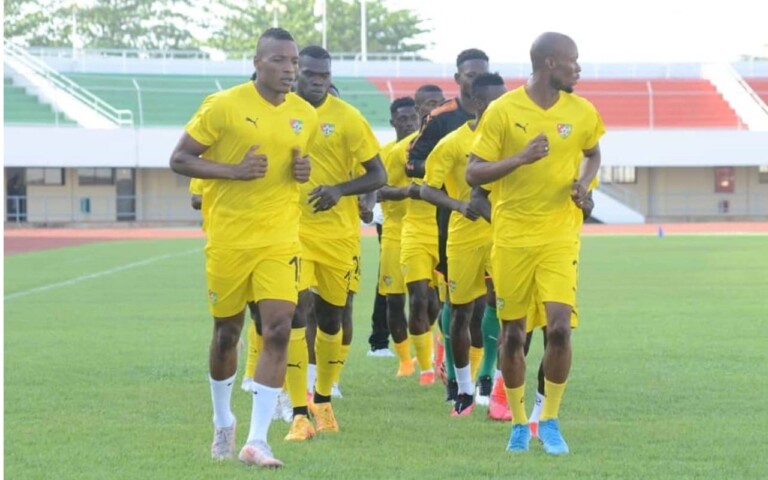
[291,147,311,183]
[308,185,342,212]
[571,181,589,207]
[406,183,421,199]
[232,145,267,180]
[457,201,481,221]
[520,133,549,164]
[358,197,374,223]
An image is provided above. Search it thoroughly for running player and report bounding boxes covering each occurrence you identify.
[293,45,386,435]
[466,32,604,455]
[421,72,506,416]
[170,27,317,468]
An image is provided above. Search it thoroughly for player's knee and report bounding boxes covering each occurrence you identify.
[546,322,571,348]
[213,321,241,352]
[409,292,427,315]
[501,324,526,353]
[262,318,291,348]
[387,294,405,313]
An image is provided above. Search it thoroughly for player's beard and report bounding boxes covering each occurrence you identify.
[550,76,574,94]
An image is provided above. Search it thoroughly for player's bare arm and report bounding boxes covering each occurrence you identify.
[469,186,492,223]
[308,154,387,212]
[377,185,410,202]
[465,133,550,186]
[170,133,267,180]
[291,147,311,183]
[420,184,480,221]
[572,143,601,207]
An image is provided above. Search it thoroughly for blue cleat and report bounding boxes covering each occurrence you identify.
[538,419,570,455]
[506,423,531,452]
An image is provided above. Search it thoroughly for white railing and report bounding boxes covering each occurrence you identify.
[5,42,134,127]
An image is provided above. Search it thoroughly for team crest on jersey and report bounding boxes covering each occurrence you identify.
[496,297,505,310]
[383,275,393,286]
[557,123,573,139]
[208,290,218,304]
[290,119,304,135]
[448,280,457,292]
[320,123,336,137]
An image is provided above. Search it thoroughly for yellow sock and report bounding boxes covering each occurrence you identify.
[411,331,433,372]
[332,344,351,384]
[393,338,411,363]
[314,329,342,397]
[540,379,567,421]
[244,322,262,380]
[285,327,308,408]
[469,346,483,380]
[505,385,529,425]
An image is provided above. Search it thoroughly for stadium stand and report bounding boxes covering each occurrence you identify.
[61,73,390,127]
[368,77,743,128]
[4,76,76,125]
[744,78,768,104]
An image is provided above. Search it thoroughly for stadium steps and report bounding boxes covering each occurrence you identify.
[4,76,77,125]
[701,63,768,131]
[60,73,392,127]
[368,77,743,128]
[744,78,768,106]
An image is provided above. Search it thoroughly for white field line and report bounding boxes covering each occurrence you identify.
[5,248,199,301]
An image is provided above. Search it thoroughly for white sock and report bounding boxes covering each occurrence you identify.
[247,382,281,443]
[530,391,545,422]
[307,363,317,394]
[455,365,473,395]
[209,373,236,428]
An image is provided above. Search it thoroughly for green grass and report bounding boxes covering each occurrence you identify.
[5,235,768,479]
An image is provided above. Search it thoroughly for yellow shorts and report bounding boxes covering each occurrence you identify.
[491,240,579,321]
[447,242,492,305]
[526,288,579,332]
[299,235,356,307]
[379,240,405,295]
[400,241,439,286]
[205,242,300,317]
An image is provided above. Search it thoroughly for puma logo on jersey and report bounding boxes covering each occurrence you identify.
[514,122,528,133]
[245,117,258,127]
[287,361,302,369]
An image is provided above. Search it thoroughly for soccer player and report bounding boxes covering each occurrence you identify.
[407,49,490,400]
[466,32,604,455]
[421,73,506,416]
[366,97,422,358]
[293,45,386,434]
[376,96,423,375]
[170,28,317,468]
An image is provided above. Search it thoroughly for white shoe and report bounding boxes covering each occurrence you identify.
[366,348,396,358]
[211,417,236,461]
[331,383,343,399]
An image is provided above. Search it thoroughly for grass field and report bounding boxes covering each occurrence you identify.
[5,235,768,479]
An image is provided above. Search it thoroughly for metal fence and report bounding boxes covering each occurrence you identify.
[6,192,768,225]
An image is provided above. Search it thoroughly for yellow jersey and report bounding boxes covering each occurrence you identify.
[471,86,605,247]
[380,134,414,244]
[185,83,318,249]
[424,121,491,248]
[400,134,437,246]
[300,95,380,240]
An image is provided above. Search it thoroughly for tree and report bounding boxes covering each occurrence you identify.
[206,0,429,56]
[4,0,203,50]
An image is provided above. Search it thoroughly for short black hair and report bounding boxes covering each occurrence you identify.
[456,48,489,68]
[390,97,416,115]
[259,27,294,43]
[471,72,504,96]
[299,45,331,60]
[415,84,443,95]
